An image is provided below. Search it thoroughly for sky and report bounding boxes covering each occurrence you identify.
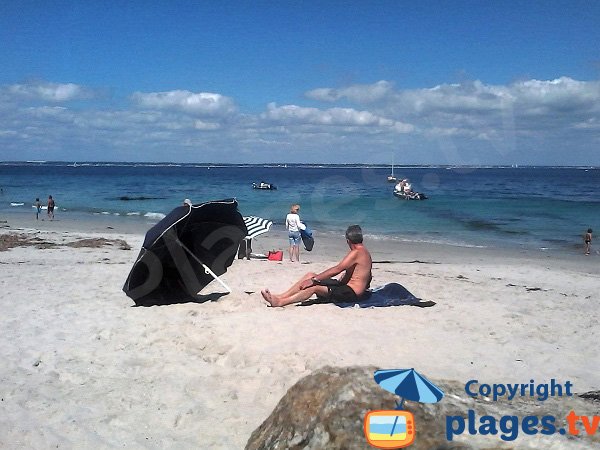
[1,0,599,165]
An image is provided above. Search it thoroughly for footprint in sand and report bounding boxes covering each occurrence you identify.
[199,342,233,364]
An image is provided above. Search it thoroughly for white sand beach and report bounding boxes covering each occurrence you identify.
[1,216,598,449]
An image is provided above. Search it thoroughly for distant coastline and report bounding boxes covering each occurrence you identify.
[2,160,599,169]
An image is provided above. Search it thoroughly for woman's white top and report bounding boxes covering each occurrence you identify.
[286,213,301,232]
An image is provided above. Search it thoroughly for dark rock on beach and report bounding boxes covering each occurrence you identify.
[0,233,131,251]
[0,233,57,251]
[65,237,131,250]
[246,366,600,450]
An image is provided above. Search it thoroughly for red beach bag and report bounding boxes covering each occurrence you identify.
[267,250,283,261]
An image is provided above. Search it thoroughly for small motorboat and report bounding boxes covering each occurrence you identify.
[393,189,428,200]
[393,178,427,200]
[252,181,277,190]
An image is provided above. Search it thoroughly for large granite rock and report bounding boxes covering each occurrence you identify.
[246,366,599,450]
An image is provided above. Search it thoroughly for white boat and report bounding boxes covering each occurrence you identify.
[387,155,397,182]
[252,181,277,190]
[393,189,428,200]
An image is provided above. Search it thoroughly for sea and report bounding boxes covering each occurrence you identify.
[1,162,598,254]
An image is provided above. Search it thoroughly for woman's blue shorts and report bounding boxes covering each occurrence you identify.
[288,231,301,246]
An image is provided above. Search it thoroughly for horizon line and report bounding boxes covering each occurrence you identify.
[1,161,598,169]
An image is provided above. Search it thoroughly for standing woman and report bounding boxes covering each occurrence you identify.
[286,204,302,262]
[47,195,55,221]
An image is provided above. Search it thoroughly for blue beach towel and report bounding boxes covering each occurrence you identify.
[300,224,314,251]
[335,283,435,308]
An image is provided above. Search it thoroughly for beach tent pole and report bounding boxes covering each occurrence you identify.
[176,240,232,294]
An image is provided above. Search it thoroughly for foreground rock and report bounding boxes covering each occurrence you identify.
[246,366,599,450]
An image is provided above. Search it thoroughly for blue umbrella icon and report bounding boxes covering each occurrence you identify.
[374,368,444,410]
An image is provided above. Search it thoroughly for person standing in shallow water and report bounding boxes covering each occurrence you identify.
[584,228,592,255]
[35,198,41,220]
[47,195,55,220]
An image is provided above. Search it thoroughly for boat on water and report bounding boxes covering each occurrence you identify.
[393,190,428,200]
[393,178,428,200]
[252,181,277,190]
[387,155,397,183]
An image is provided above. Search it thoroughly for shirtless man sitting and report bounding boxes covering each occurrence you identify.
[261,225,372,307]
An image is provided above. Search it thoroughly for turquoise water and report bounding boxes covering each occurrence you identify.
[1,162,598,252]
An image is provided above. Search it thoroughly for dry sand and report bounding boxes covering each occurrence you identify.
[0,216,598,449]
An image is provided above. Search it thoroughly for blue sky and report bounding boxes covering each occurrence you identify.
[1,1,599,164]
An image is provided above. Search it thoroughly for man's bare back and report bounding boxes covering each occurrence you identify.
[261,225,373,307]
[341,245,372,296]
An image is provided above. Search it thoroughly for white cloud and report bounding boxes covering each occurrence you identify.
[24,106,70,118]
[307,77,600,127]
[397,77,600,119]
[194,120,221,130]
[511,77,600,117]
[306,80,393,103]
[573,118,600,130]
[261,102,413,132]
[1,77,599,164]
[131,90,238,117]
[7,81,93,102]
[399,80,509,115]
